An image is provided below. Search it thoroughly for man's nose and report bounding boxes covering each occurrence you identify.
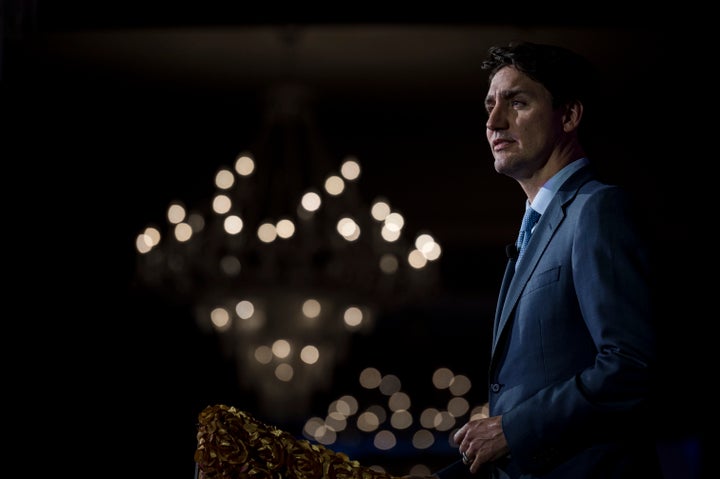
[486,107,504,131]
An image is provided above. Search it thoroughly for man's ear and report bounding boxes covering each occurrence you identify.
[562,100,584,132]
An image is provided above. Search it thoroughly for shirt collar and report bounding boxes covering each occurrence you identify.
[527,157,589,214]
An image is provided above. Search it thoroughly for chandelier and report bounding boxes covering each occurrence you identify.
[134,82,442,423]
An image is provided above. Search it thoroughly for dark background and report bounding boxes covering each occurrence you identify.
[2,2,708,478]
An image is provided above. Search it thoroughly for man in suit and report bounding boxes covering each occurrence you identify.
[434,41,662,478]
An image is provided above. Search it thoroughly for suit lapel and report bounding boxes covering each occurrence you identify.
[490,166,594,357]
[492,258,516,348]
[492,207,558,354]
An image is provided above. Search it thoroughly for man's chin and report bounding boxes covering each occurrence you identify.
[493,157,512,174]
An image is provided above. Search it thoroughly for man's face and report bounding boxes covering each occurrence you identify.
[484,66,564,180]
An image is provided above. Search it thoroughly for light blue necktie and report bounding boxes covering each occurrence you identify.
[516,207,541,264]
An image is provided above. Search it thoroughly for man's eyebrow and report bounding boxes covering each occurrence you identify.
[484,89,523,105]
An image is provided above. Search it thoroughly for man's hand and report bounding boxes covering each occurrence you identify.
[453,415,509,474]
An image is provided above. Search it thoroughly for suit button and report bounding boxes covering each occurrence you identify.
[490,383,501,393]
